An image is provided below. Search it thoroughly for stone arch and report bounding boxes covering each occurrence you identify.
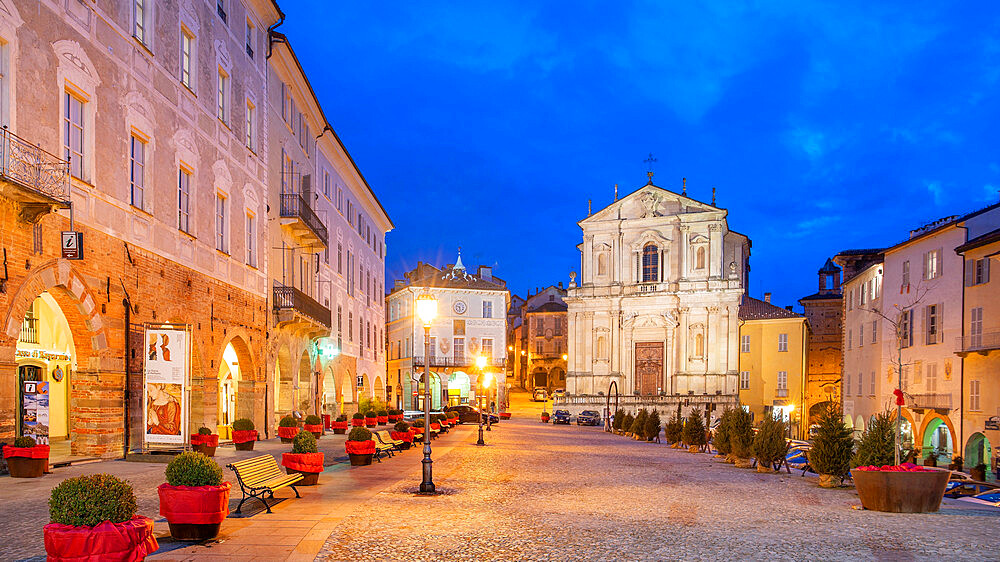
[373,375,384,401]
[550,366,565,388]
[214,332,257,430]
[964,432,993,471]
[918,412,956,459]
[359,372,372,400]
[321,365,337,416]
[297,348,313,413]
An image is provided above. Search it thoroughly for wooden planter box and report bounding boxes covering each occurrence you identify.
[853,469,951,513]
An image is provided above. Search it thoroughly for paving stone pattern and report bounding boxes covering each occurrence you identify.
[317,418,1000,561]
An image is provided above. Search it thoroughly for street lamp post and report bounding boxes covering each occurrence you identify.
[416,293,437,494]
[476,355,487,446]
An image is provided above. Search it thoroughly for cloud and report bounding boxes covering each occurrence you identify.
[789,215,839,238]
[925,181,945,205]
[787,128,827,160]
[985,184,999,202]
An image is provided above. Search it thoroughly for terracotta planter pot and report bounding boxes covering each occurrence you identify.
[541,415,550,423]
[500,412,511,420]
[193,444,217,457]
[286,468,320,485]
[818,474,840,488]
[277,426,298,443]
[7,456,46,478]
[158,482,231,541]
[853,468,950,513]
[44,516,158,561]
[349,453,373,466]
[734,457,753,468]
[234,441,255,451]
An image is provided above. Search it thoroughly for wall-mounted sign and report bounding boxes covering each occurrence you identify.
[143,326,189,445]
[15,349,72,362]
[60,231,83,260]
[986,416,1000,431]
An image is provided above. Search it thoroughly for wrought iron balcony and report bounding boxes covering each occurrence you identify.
[906,393,952,411]
[956,332,1000,354]
[412,355,506,368]
[0,127,71,222]
[273,284,331,329]
[279,193,328,247]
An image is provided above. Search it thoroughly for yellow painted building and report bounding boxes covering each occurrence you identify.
[956,227,1000,476]
[738,295,809,439]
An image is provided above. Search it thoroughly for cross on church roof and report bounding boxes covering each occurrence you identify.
[643,153,657,184]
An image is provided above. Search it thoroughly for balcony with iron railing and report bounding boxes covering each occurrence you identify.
[19,316,38,344]
[412,355,507,369]
[956,331,1000,354]
[906,392,953,411]
[273,283,331,334]
[279,193,328,247]
[0,127,71,222]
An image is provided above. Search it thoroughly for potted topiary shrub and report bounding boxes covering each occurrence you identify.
[682,410,707,453]
[445,411,457,426]
[664,412,684,446]
[431,414,444,434]
[345,427,376,466]
[231,418,257,451]
[281,430,324,485]
[729,408,755,468]
[3,436,49,478]
[351,412,365,427]
[411,419,427,443]
[191,427,218,457]
[644,410,661,442]
[751,416,787,473]
[541,409,550,423]
[810,403,854,487]
[630,409,648,441]
[364,410,378,428]
[376,410,389,425]
[391,421,414,450]
[331,414,349,434]
[45,474,158,561]
[304,415,323,439]
[713,408,733,460]
[158,451,230,540]
[278,415,299,443]
[622,412,635,436]
[971,463,987,482]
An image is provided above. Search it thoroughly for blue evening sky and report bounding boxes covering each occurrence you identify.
[278,2,999,307]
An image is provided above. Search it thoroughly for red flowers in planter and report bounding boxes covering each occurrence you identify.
[232,430,258,444]
[855,463,932,472]
[158,482,232,525]
[345,440,376,455]
[44,516,158,561]
[189,434,219,447]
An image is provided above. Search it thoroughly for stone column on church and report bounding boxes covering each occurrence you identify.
[612,233,620,284]
[622,323,633,394]
[679,225,690,279]
[709,223,722,278]
[707,306,719,378]
[678,307,689,393]
[566,312,577,394]
[663,322,673,394]
[610,310,621,375]
[583,235,594,285]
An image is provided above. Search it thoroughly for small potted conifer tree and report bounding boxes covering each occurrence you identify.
[364,410,378,427]
[331,414,349,434]
[630,409,649,441]
[158,451,231,540]
[644,410,661,442]
[622,412,635,437]
[682,410,707,453]
[351,412,365,427]
[304,415,323,439]
[664,412,684,446]
[278,415,299,443]
[190,426,218,457]
[282,430,324,485]
[391,421,414,450]
[751,416,787,473]
[810,403,854,487]
[612,409,625,434]
[729,408,755,468]
[3,436,49,478]
[231,418,257,451]
[713,408,733,461]
[45,474,158,560]
[345,427,376,466]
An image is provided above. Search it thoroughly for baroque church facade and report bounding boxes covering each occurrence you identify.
[565,178,750,402]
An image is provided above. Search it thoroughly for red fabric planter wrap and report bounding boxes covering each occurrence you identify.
[351,418,365,427]
[364,418,377,427]
[412,427,424,435]
[277,426,299,440]
[330,421,349,430]
[431,423,441,430]
[44,515,158,562]
[158,482,231,524]
[390,431,414,443]
[189,434,219,447]
[377,416,388,424]
[345,440,376,455]
[282,452,325,473]
[303,424,323,433]
[500,412,511,419]
[232,430,258,444]
[3,444,50,459]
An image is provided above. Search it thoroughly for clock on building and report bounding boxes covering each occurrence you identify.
[453,300,467,315]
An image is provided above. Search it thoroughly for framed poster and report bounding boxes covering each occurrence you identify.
[21,381,49,445]
[143,325,190,445]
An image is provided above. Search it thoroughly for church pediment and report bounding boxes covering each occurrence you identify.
[581,183,719,225]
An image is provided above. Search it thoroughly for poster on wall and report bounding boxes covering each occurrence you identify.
[21,381,50,445]
[143,326,189,445]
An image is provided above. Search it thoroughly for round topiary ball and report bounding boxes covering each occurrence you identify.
[352,412,365,420]
[394,421,410,432]
[197,426,212,435]
[365,411,377,418]
[13,436,36,448]
[232,418,255,431]
[348,427,372,442]
[304,414,322,425]
[49,474,137,527]
[292,429,318,454]
[336,414,347,422]
[376,410,387,417]
[279,415,298,427]
[165,451,223,487]
[412,419,426,428]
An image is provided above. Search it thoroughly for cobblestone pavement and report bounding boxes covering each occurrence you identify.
[0,430,355,561]
[317,414,1000,561]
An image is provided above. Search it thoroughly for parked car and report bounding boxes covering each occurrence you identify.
[551,410,571,424]
[532,388,548,402]
[576,410,601,426]
[552,388,566,399]
[444,405,499,424]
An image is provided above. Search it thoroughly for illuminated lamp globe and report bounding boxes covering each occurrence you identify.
[416,293,437,326]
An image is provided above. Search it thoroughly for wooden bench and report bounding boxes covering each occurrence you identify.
[227,455,303,514]
[370,435,395,462]
[376,430,405,452]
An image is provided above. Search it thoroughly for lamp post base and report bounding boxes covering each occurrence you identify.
[476,424,485,446]
[418,481,436,494]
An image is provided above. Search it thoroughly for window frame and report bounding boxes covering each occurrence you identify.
[246,212,256,267]
[641,243,659,282]
[180,28,195,91]
[245,99,255,150]
[177,167,192,234]
[215,192,228,253]
[739,371,750,390]
[740,334,750,353]
[129,133,147,210]
[216,68,229,124]
[777,333,788,352]
[63,91,85,179]
[133,0,151,47]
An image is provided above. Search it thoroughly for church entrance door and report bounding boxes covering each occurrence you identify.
[634,342,663,396]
